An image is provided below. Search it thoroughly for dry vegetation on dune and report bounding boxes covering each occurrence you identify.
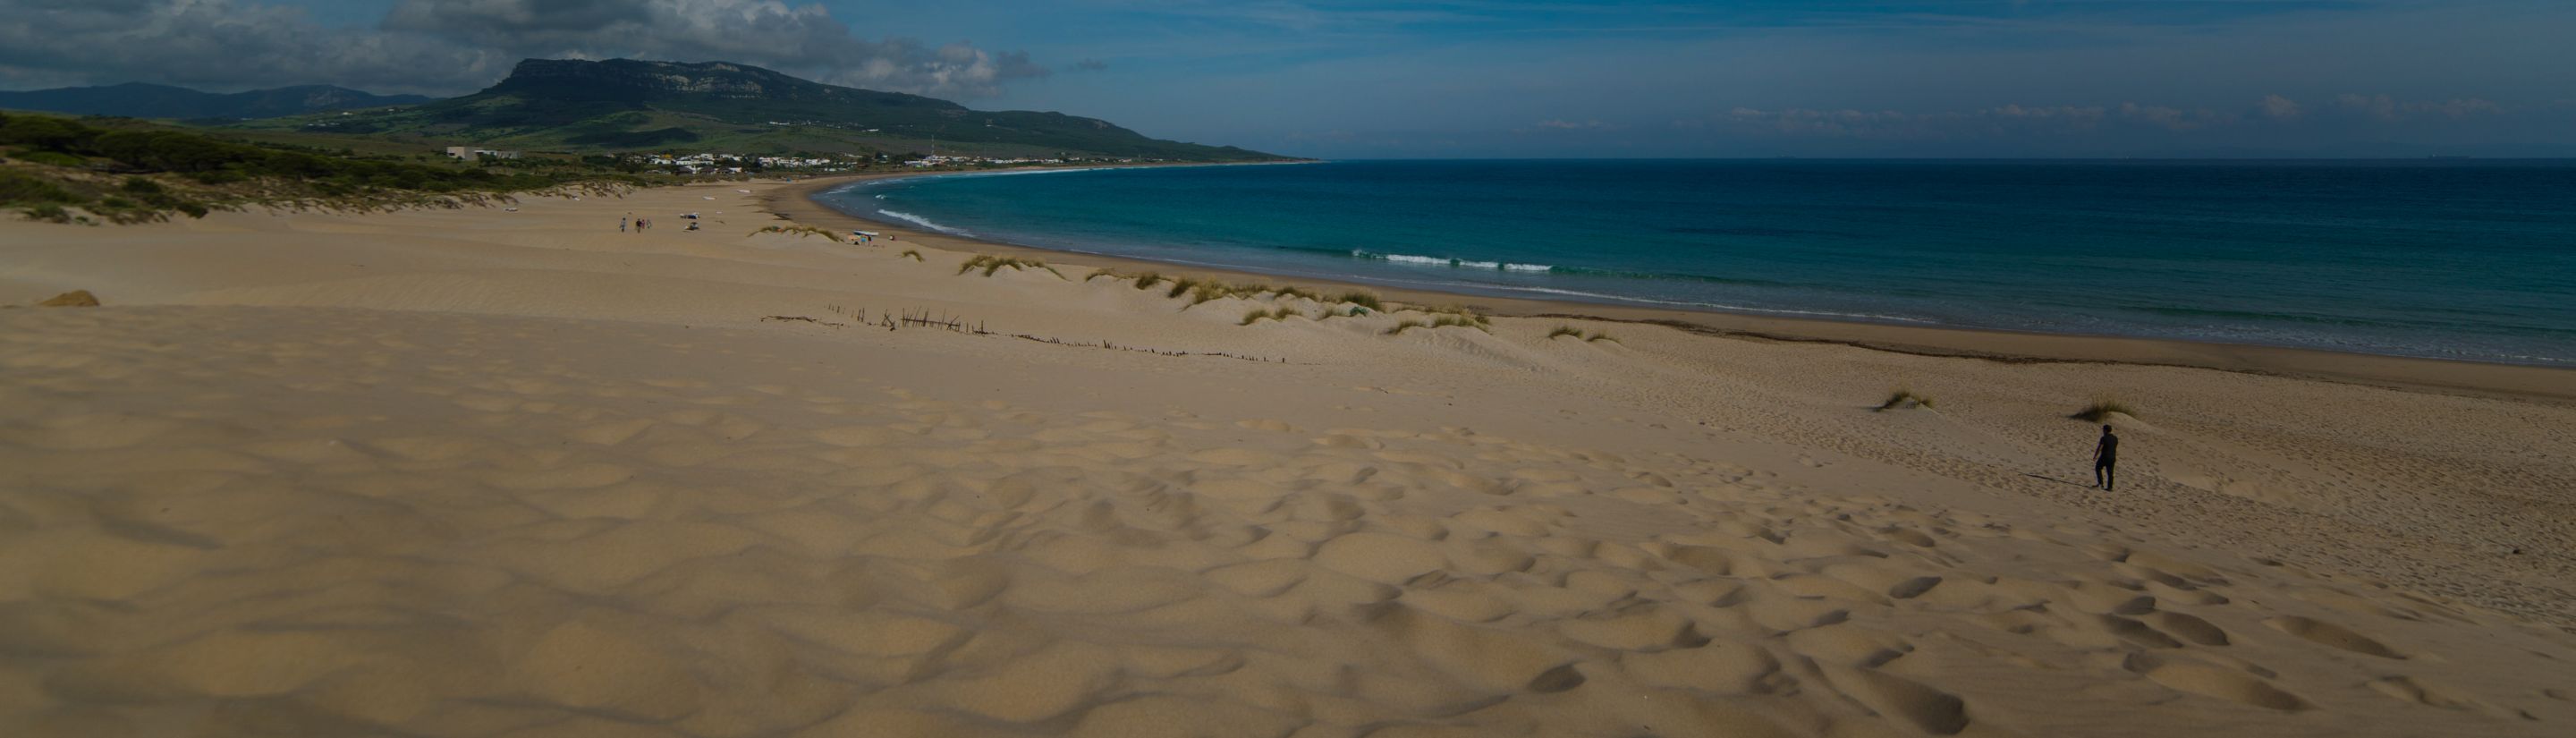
[2074,396,2140,421]
[1879,387,1936,411]
[957,254,1065,278]
[1385,311,1493,335]
[750,225,846,242]
[1550,325,1619,344]
[1240,306,1303,325]
[899,249,923,261]
[1086,268,1385,312]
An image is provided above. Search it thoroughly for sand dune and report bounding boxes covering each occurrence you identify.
[3,182,2572,736]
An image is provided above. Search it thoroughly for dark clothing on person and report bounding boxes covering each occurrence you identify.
[2094,431,2120,490]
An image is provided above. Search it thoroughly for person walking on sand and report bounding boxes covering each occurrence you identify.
[620,216,629,233]
[2093,425,2120,490]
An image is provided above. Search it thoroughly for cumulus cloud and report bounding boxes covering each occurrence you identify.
[2260,94,2302,120]
[0,0,504,93]
[0,0,1048,98]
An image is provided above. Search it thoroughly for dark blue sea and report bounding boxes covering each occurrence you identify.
[816,160,2576,365]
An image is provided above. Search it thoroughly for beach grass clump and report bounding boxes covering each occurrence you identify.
[899,249,923,261]
[1410,303,1491,327]
[957,254,1065,279]
[1270,284,1322,302]
[1384,318,1429,335]
[1425,313,1490,333]
[750,225,845,242]
[1240,306,1302,326]
[1878,387,1936,411]
[1328,290,1384,312]
[2073,396,2139,421]
[1584,331,1617,344]
[1548,326,1583,340]
[1317,304,1371,320]
[751,224,844,242]
[1186,280,1245,305]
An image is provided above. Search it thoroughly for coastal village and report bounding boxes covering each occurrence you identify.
[440,145,1170,175]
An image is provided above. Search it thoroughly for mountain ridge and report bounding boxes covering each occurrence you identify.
[0,82,431,120]
[286,58,1278,161]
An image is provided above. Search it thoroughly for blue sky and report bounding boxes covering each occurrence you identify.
[4,1,2572,157]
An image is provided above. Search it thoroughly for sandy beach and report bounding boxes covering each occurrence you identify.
[4,180,2572,737]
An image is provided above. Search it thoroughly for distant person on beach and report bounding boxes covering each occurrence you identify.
[2094,425,2120,490]
[620,217,628,233]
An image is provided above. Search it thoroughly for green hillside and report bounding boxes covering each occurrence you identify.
[248,58,1280,161]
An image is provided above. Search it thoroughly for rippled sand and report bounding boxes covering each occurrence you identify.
[2,182,2572,737]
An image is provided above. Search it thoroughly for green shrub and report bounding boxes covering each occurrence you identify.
[11,150,87,167]
[0,170,80,203]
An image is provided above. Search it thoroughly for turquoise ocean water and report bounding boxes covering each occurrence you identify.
[816,160,2576,365]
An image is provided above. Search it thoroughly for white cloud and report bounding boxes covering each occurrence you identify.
[0,0,1048,98]
[2260,94,2302,120]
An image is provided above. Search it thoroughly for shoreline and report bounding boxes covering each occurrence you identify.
[771,172,2576,403]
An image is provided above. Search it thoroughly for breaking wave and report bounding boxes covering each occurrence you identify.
[876,210,972,236]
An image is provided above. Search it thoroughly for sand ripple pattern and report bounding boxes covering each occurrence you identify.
[2,308,2571,737]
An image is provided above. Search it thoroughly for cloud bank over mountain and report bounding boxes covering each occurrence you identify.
[0,0,1045,98]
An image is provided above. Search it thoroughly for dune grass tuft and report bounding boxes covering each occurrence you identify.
[1548,326,1584,339]
[1409,304,1491,328]
[1271,285,1322,302]
[750,225,845,242]
[1878,387,1936,411]
[1240,306,1302,326]
[958,254,1065,279]
[1428,314,1489,333]
[1388,314,1487,335]
[898,249,923,261]
[1187,281,1240,304]
[2072,396,2139,421]
[1329,291,1384,312]
[1584,331,1618,344]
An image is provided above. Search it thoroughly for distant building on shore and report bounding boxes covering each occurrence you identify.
[445,146,521,160]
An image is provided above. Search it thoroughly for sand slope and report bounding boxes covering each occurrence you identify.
[3,183,2573,737]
